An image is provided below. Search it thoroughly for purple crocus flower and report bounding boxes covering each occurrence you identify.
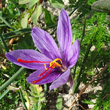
[5,9,80,90]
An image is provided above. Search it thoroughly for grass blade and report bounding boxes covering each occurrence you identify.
[0,67,25,92]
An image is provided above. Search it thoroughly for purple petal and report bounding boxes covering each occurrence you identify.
[31,27,61,60]
[27,69,61,84]
[57,9,72,64]
[69,75,73,88]
[5,49,51,70]
[68,39,80,68]
[49,69,70,90]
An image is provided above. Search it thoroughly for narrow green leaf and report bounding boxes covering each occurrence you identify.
[28,0,39,8]
[21,13,29,28]
[82,99,95,105]
[0,67,25,92]
[0,34,9,52]
[0,81,17,99]
[73,80,79,93]
[0,11,2,17]
[49,0,64,9]
[0,90,9,99]
[19,89,28,110]
[31,4,42,24]
[0,24,7,27]
[19,0,31,4]
[44,9,56,26]
[3,28,31,38]
[0,16,14,29]
[56,96,63,110]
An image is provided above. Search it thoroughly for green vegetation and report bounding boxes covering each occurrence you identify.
[0,0,110,109]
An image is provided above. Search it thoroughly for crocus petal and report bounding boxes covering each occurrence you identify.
[27,69,61,84]
[69,75,73,88]
[49,69,70,90]
[57,9,72,64]
[68,39,80,68]
[5,49,51,70]
[31,27,61,60]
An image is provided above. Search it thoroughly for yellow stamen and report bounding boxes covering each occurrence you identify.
[52,58,62,64]
[44,64,47,70]
[44,58,62,70]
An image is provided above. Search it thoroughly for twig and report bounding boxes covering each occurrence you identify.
[102,93,110,100]
[69,63,109,110]
[78,104,86,110]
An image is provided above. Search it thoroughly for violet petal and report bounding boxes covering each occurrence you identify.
[5,49,51,70]
[31,27,61,60]
[68,39,80,68]
[69,75,73,88]
[49,69,70,90]
[27,69,61,84]
[57,9,72,64]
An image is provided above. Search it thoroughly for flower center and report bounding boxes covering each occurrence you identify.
[17,58,62,83]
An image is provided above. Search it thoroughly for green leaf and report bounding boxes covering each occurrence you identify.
[13,35,34,49]
[31,4,42,24]
[108,64,110,73]
[44,9,56,26]
[69,0,76,4]
[0,67,25,92]
[19,0,32,4]
[23,91,30,110]
[56,96,63,110]
[82,99,95,105]
[72,34,76,43]
[0,11,2,17]
[91,0,110,13]
[49,0,64,9]
[28,0,39,8]
[3,28,31,39]
[39,97,45,102]
[21,13,29,28]
[0,90,9,99]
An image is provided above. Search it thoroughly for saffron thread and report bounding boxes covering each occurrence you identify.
[32,66,53,84]
[17,58,63,83]
[17,58,50,63]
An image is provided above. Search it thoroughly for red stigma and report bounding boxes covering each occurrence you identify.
[32,67,53,84]
[32,63,56,84]
[17,58,62,84]
[17,58,50,63]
